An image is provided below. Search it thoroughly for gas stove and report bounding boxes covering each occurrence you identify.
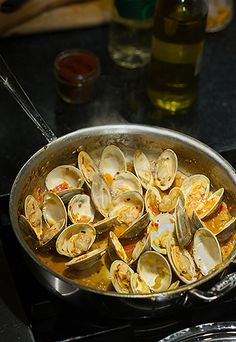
[1,149,236,342]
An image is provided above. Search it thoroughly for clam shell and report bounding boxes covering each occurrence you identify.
[24,195,43,241]
[107,231,129,263]
[167,236,197,284]
[65,246,106,270]
[119,213,149,241]
[133,150,153,190]
[137,251,172,293]
[175,196,193,248]
[193,228,222,276]
[94,216,118,235]
[144,186,161,222]
[56,223,96,258]
[78,151,98,188]
[216,217,236,242]
[110,191,144,226]
[155,149,178,191]
[159,187,184,213]
[68,194,95,224]
[99,145,127,185]
[111,171,142,197]
[110,260,134,294]
[131,233,151,263]
[91,174,112,218]
[196,188,224,219]
[130,273,151,294]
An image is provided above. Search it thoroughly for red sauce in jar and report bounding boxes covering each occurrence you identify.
[54,49,100,103]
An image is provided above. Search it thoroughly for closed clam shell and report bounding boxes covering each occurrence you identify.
[137,251,172,293]
[56,223,96,258]
[167,236,197,284]
[111,171,142,197]
[45,165,84,202]
[91,174,112,218]
[155,149,178,191]
[148,213,175,254]
[193,228,222,276]
[99,145,127,185]
[110,260,134,294]
[133,150,153,190]
[78,151,98,188]
[110,191,144,226]
[68,194,95,224]
[65,246,106,270]
[145,186,162,222]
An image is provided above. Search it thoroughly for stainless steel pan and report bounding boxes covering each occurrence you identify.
[2,56,236,318]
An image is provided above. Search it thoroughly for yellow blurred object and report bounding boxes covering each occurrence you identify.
[207,0,233,32]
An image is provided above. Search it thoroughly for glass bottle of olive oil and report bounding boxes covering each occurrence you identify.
[147,0,208,114]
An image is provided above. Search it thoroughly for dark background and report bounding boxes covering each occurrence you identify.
[0,14,236,195]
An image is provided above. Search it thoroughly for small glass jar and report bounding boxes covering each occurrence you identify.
[54,49,100,104]
[206,0,234,32]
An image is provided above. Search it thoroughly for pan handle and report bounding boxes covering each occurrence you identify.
[0,54,57,143]
[189,271,236,302]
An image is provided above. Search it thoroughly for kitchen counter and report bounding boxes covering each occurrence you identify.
[0,14,236,194]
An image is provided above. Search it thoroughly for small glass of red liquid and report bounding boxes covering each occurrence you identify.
[54,49,100,104]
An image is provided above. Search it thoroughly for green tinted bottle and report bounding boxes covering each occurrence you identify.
[147,0,208,114]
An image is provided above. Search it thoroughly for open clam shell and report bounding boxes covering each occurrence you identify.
[181,174,210,217]
[193,228,222,276]
[155,149,178,191]
[68,194,95,224]
[65,246,106,270]
[175,196,193,248]
[99,145,127,185]
[159,187,184,213]
[196,188,224,220]
[110,191,144,226]
[167,236,197,284]
[130,273,151,294]
[148,213,175,254]
[145,186,161,222]
[133,150,153,190]
[91,174,112,218]
[78,151,98,188]
[45,165,84,203]
[56,223,96,258]
[131,233,151,263]
[24,194,43,241]
[110,260,134,294]
[111,171,142,197]
[137,251,172,293]
[107,231,129,263]
[216,217,236,242]
[94,216,118,235]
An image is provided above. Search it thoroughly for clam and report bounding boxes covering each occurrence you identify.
[65,246,106,270]
[111,171,142,197]
[119,213,149,241]
[99,145,127,185]
[193,228,222,276]
[196,188,224,219]
[22,193,67,246]
[23,194,43,241]
[216,217,236,242]
[137,251,172,293]
[45,165,84,203]
[144,186,162,222]
[78,151,98,188]
[155,149,178,191]
[91,174,112,218]
[94,216,118,235]
[167,236,197,284]
[148,213,175,254]
[130,233,151,263]
[110,260,134,294]
[68,194,95,224]
[107,231,129,263]
[175,196,193,248]
[133,150,153,190]
[130,273,151,294]
[56,223,96,257]
[181,174,210,217]
[110,191,144,226]
[159,188,184,213]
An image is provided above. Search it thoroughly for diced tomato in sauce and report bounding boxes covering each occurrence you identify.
[51,182,69,192]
